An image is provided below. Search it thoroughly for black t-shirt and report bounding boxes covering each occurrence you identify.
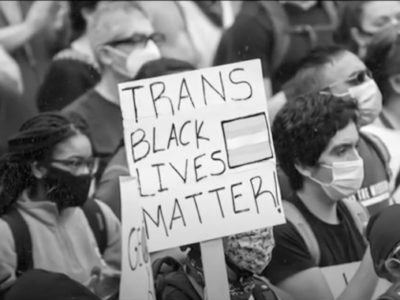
[37,58,100,112]
[62,89,123,178]
[213,1,336,92]
[263,193,366,285]
[278,134,391,216]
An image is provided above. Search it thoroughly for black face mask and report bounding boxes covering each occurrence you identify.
[42,166,92,208]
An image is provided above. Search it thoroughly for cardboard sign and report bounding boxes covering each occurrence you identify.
[118,59,285,252]
[321,262,391,299]
[119,177,155,300]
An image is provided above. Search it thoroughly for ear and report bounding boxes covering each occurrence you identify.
[31,162,47,180]
[96,46,113,67]
[294,163,313,178]
[389,75,400,94]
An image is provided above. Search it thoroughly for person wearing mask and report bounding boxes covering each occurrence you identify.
[156,229,294,300]
[263,92,377,300]
[365,26,400,130]
[0,1,70,110]
[334,1,400,59]
[213,0,340,96]
[96,58,195,220]
[367,205,400,300]
[275,45,400,216]
[36,1,102,112]
[62,1,162,179]
[0,113,121,299]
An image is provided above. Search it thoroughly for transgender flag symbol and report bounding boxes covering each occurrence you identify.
[222,113,273,169]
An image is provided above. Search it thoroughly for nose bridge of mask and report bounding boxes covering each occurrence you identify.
[313,153,362,185]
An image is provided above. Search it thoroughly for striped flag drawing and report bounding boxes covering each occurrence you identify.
[222,113,273,168]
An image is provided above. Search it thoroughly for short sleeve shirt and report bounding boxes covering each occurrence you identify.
[263,193,366,285]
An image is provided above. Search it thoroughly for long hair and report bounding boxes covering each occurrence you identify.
[0,113,88,215]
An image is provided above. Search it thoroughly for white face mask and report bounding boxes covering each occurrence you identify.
[107,40,161,79]
[309,156,364,201]
[347,79,382,126]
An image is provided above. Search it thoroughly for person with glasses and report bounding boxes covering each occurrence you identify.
[62,1,162,179]
[334,1,400,59]
[273,45,400,218]
[0,112,121,298]
[367,204,400,300]
[263,92,378,300]
[365,26,400,130]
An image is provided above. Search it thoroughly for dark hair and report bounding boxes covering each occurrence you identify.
[365,26,400,104]
[285,45,347,100]
[0,113,88,214]
[334,1,370,53]
[69,1,100,39]
[272,93,359,191]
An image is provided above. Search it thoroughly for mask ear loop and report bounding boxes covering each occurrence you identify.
[307,164,335,187]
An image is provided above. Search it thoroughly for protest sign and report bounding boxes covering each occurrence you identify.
[118,59,285,252]
[119,177,155,300]
[321,262,391,299]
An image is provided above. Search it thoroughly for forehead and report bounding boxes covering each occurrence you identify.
[52,134,92,159]
[325,122,359,152]
[320,51,366,88]
[99,8,153,42]
[362,1,400,21]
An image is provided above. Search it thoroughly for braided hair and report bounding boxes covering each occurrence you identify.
[0,113,88,215]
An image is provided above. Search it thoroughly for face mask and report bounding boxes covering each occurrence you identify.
[108,40,161,79]
[225,227,275,275]
[42,166,92,208]
[309,156,364,201]
[347,79,382,126]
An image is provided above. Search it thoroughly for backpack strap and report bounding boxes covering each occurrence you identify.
[257,1,291,71]
[341,199,370,244]
[153,257,203,300]
[152,256,183,277]
[282,200,320,265]
[1,208,33,277]
[82,199,108,255]
[361,131,392,181]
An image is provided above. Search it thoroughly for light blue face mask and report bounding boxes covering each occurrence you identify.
[309,155,364,201]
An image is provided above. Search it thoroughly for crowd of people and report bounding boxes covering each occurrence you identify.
[1,1,400,300]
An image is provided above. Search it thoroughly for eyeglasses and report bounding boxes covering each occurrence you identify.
[320,69,373,94]
[47,157,99,175]
[107,32,166,49]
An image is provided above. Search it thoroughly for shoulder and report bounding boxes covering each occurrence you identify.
[54,49,99,72]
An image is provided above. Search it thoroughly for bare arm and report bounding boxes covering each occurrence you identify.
[0,1,58,52]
